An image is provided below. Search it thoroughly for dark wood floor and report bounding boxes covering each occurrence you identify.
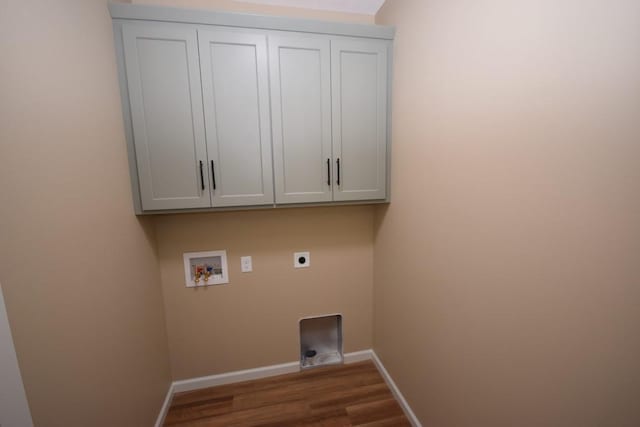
[164,360,411,426]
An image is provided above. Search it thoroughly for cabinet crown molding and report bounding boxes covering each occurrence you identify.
[109,2,395,40]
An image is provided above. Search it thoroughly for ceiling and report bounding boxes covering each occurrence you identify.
[234,0,386,15]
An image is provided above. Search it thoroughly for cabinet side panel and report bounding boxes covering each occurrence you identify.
[113,22,143,214]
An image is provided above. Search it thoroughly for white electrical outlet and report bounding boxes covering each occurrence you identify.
[241,256,252,272]
[294,252,310,268]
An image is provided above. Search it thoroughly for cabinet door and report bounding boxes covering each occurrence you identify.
[269,36,332,204]
[199,30,274,207]
[122,24,210,211]
[331,39,388,201]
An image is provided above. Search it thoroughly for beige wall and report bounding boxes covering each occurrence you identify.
[155,206,374,379]
[132,0,374,23]
[0,1,171,426]
[375,0,640,426]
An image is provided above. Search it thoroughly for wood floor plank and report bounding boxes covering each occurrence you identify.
[234,371,384,411]
[355,415,412,427]
[346,398,405,426]
[309,382,392,411]
[164,361,410,426]
[164,395,233,425]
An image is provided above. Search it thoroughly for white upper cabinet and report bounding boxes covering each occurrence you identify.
[122,24,210,210]
[269,36,332,204]
[331,39,388,201]
[199,30,274,207]
[112,4,394,213]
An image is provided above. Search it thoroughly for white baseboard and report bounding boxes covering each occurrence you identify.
[343,349,374,363]
[154,382,174,427]
[370,350,422,427]
[155,349,421,427]
[172,360,300,394]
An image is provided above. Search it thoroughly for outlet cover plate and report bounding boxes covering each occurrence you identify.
[294,252,310,268]
[241,256,252,272]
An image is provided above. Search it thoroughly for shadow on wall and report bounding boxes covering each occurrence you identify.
[153,205,375,253]
[373,204,389,242]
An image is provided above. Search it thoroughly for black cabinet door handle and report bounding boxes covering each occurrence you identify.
[336,158,340,186]
[211,160,216,190]
[199,160,205,191]
[327,158,331,186]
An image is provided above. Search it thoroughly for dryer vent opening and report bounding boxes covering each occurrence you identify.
[299,314,343,369]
